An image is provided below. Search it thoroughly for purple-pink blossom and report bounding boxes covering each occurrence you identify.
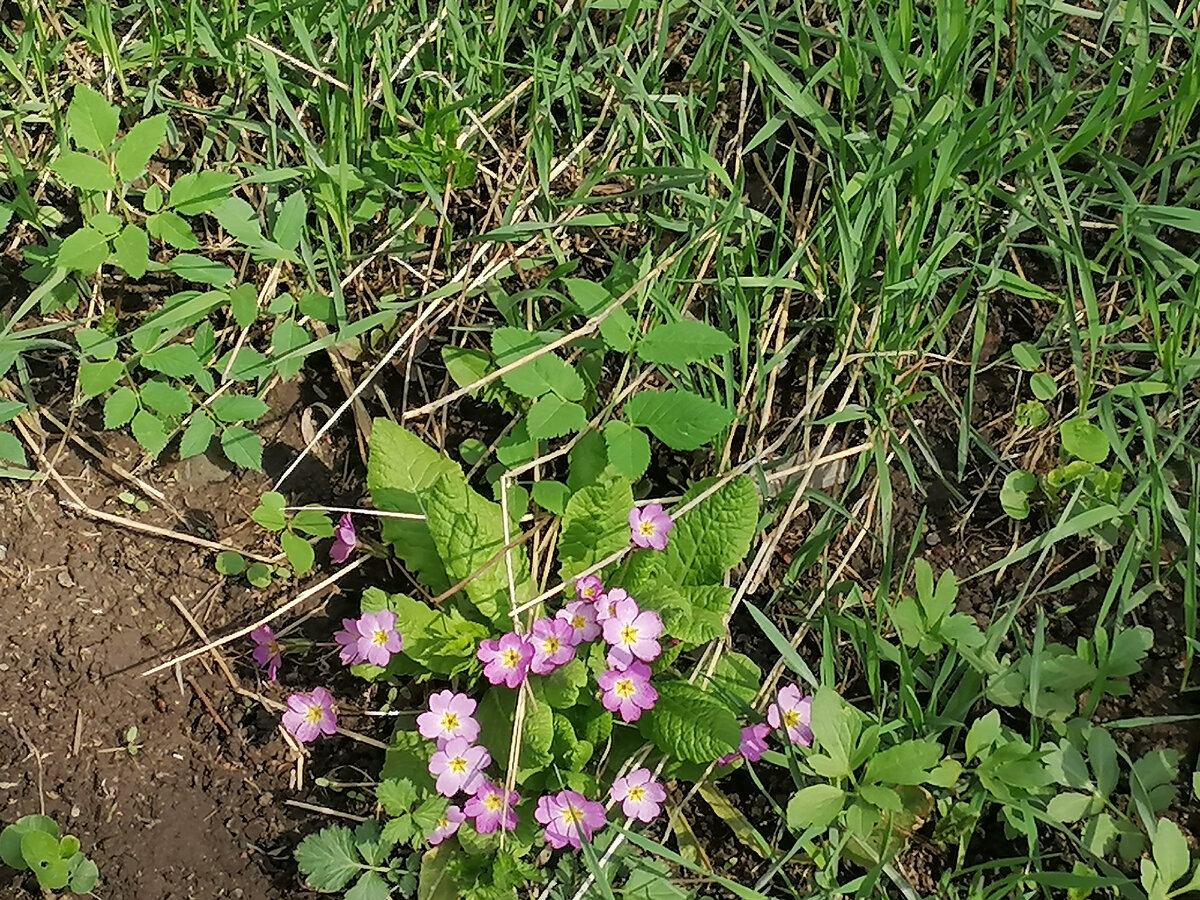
[250,625,283,681]
[602,597,663,669]
[629,504,673,551]
[718,723,772,766]
[477,632,534,688]
[334,610,403,667]
[610,768,666,823]
[595,587,629,624]
[464,780,519,834]
[575,574,604,601]
[427,805,465,845]
[428,737,490,797]
[597,661,658,722]
[534,790,607,849]
[529,617,577,675]
[281,687,337,743]
[556,600,601,644]
[330,513,357,563]
[767,684,814,746]
[417,690,480,746]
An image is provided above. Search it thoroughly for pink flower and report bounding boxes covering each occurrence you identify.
[417,690,480,746]
[281,687,337,743]
[629,504,673,551]
[718,723,772,766]
[428,737,491,797]
[529,617,577,675]
[595,587,629,624]
[556,601,601,644]
[534,790,607,849]
[330,513,357,563]
[427,805,465,845]
[767,684,814,746]
[575,574,604,601]
[477,632,533,688]
[335,610,403,667]
[464,780,519,834]
[602,597,663,669]
[610,768,666,823]
[597,661,658,722]
[250,625,283,681]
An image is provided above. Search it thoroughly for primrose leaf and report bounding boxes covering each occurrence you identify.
[558,471,633,581]
[625,388,734,451]
[637,320,735,368]
[295,826,362,892]
[640,680,739,763]
[659,475,758,586]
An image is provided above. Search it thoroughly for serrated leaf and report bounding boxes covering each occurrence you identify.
[1060,418,1109,463]
[346,871,391,900]
[786,785,845,831]
[101,387,138,428]
[53,151,115,191]
[139,380,191,418]
[531,480,570,515]
[280,531,315,575]
[146,211,199,250]
[377,779,418,816]
[169,171,238,216]
[491,328,583,400]
[0,431,26,465]
[710,652,760,705]
[68,86,118,152]
[141,345,201,378]
[1152,818,1190,889]
[640,680,740,763]
[295,826,361,892]
[603,420,650,481]
[112,224,150,278]
[638,320,735,368]
[57,226,109,272]
[131,409,170,457]
[211,394,270,423]
[168,253,234,287]
[625,389,734,451]
[116,114,168,181]
[660,475,758,586]
[564,277,635,351]
[88,212,122,236]
[76,327,117,360]
[221,425,263,470]
[179,413,216,459]
[558,471,633,581]
[78,359,124,397]
[526,395,587,440]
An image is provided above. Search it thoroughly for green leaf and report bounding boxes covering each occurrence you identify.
[21,830,69,890]
[141,344,202,378]
[491,328,584,400]
[531,480,570,515]
[1046,792,1092,824]
[68,85,118,152]
[215,551,245,575]
[1011,342,1043,371]
[273,192,308,251]
[863,740,944,785]
[53,151,115,191]
[179,413,216,459]
[0,431,26,465]
[1152,818,1191,889]
[441,346,492,392]
[252,492,287,531]
[809,687,861,777]
[143,183,164,213]
[146,210,199,250]
[281,531,315,575]
[0,817,57,869]
[100,387,137,428]
[212,394,270,423]
[965,710,1001,761]
[526,394,587,440]
[625,389,734,451]
[296,826,362,892]
[78,358,124,397]
[638,320,735,368]
[660,475,758,586]
[130,409,170,457]
[564,277,635,351]
[115,114,168,181]
[57,226,109,272]
[67,854,99,893]
[558,471,634,581]
[1016,400,1050,427]
[604,421,650,482]
[710,652,761,706]
[346,871,391,900]
[112,224,150,278]
[246,562,273,587]
[1060,418,1109,463]
[221,426,263,470]
[477,687,553,777]
[1089,728,1119,797]
[169,171,239,216]
[298,291,335,324]
[140,380,191,418]
[786,785,846,832]
[539,658,588,708]
[228,283,259,328]
[88,212,123,236]
[291,509,335,538]
[1000,470,1037,520]
[168,253,235,287]
[377,778,419,816]
[1031,372,1057,401]
[640,680,740,763]
[76,327,117,360]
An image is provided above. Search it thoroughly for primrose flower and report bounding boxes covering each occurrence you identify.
[767,684,814,747]
[610,768,666,823]
[464,780,520,834]
[428,737,491,797]
[597,661,658,723]
[575,574,604,602]
[602,597,663,669]
[534,790,607,849]
[335,610,403,667]
[417,690,480,746]
[281,687,337,743]
[556,600,601,644]
[529,617,577,675]
[629,504,674,551]
[330,513,357,563]
[718,723,772,766]
[595,587,630,624]
[477,632,534,688]
[427,805,465,845]
[250,624,283,681]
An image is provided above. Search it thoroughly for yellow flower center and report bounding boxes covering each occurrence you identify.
[449,756,467,774]
[501,648,521,668]
[615,679,635,698]
[484,793,504,812]
[267,640,281,656]
[620,624,639,646]
[627,785,645,802]
[437,816,449,829]
[304,704,324,724]
[638,521,656,536]
[543,637,561,654]
[440,712,460,732]
[572,615,586,629]
[560,805,581,826]
[582,586,597,598]
[372,629,390,647]
[783,709,801,728]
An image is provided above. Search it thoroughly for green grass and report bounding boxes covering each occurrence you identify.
[3,0,1200,896]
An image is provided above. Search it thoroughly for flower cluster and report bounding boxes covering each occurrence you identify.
[717,683,814,767]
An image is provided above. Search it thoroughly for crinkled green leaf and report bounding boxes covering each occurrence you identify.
[476,687,553,778]
[558,471,633,581]
[359,589,487,678]
[640,680,739,763]
[660,475,758,585]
